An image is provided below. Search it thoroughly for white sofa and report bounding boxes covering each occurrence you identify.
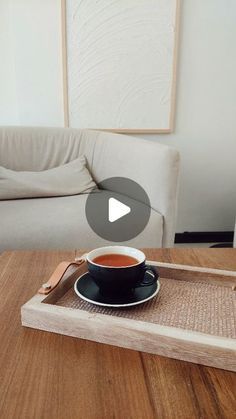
[0,127,180,251]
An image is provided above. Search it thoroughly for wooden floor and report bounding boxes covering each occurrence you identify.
[0,248,235,419]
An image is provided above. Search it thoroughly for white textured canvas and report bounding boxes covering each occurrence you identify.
[66,0,178,132]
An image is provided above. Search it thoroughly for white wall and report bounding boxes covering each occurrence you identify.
[0,0,235,233]
[0,0,64,126]
[0,1,18,122]
[142,0,236,232]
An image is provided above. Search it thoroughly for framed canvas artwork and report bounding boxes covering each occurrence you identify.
[62,0,180,133]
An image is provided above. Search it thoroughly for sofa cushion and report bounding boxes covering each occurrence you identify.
[0,194,163,250]
[0,156,96,200]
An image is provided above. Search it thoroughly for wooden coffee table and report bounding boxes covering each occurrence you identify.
[0,249,235,419]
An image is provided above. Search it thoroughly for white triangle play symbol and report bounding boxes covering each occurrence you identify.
[108,197,131,223]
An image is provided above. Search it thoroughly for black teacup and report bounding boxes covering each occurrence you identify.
[86,246,158,297]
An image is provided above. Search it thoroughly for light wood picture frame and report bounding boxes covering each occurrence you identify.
[61,0,180,133]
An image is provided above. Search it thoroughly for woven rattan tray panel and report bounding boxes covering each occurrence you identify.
[56,277,236,339]
[21,260,236,372]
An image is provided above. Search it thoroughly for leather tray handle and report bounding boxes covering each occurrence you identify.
[38,258,86,295]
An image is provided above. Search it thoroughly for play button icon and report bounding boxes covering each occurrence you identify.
[108,198,131,223]
[85,177,151,242]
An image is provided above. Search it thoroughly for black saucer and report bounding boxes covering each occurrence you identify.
[74,271,160,307]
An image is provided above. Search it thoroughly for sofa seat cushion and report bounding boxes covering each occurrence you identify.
[0,194,163,250]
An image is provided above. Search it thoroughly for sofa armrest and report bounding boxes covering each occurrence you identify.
[82,131,180,247]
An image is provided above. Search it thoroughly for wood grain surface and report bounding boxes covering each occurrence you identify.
[0,249,236,419]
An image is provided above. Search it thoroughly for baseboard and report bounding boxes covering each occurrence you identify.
[175,231,234,244]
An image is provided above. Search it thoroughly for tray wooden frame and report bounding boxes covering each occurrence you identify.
[21,260,236,372]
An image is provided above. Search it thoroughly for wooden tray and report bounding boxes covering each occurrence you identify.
[21,260,236,372]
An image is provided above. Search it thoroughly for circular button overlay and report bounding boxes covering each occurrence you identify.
[85,177,151,242]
